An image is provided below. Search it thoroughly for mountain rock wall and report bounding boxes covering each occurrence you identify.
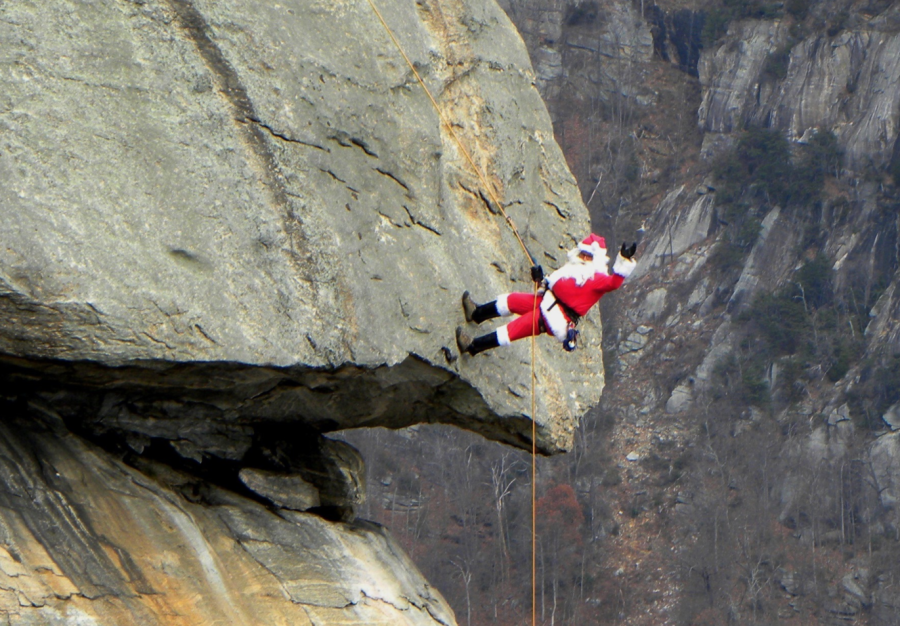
[699,13,900,168]
[1,0,600,453]
[0,0,603,623]
[495,1,900,623]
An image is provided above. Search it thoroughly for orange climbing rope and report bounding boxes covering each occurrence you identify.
[530,287,538,626]
[362,2,541,624]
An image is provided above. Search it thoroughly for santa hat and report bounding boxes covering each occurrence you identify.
[577,234,606,257]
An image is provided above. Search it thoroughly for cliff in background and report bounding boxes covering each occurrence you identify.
[0,0,599,623]
[510,0,900,623]
[347,1,900,624]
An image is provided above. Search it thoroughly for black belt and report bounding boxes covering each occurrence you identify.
[547,291,581,326]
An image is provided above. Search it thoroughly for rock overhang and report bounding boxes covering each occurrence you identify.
[0,0,605,455]
[0,351,589,456]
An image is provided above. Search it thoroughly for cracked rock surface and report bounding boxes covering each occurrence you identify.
[0,0,601,623]
[0,0,601,454]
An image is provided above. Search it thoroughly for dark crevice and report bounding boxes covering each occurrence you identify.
[402,205,442,236]
[320,168,347,184]
[164,0,313,273]
[329,134,379,158]
[350,138,378,157]
[248,117,329,152]
[544,200,568,218]
[457,181,500,216]
[374,167,411,194]
[478,189,499,215]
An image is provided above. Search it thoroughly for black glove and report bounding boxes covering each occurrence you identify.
[531,265,544,283]
[620,242,637,259]
[563,328,579,352]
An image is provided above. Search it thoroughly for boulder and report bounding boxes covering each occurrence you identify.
[239,468,321,511]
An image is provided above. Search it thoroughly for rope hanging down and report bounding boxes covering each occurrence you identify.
[363,3,542,625]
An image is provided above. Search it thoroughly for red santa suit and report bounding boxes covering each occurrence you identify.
[493,235,636,346]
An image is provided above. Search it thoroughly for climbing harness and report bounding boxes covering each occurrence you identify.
[363,2,544,624]
[545,291,582,327]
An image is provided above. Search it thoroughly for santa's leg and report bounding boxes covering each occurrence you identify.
[501,293,541,316]
[457,306,543,356]
[463,292,539,324]
[462,291,502,324]
[456,327,500,355]
[496,308,542,346]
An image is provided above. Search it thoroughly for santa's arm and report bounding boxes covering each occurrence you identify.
[586,252,636,294]
[583,272,624,294]
[611,250,637,279]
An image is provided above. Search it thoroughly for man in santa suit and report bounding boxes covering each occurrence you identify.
[456,234,637,355]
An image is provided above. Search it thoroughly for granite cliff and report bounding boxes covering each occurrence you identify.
[0,0,601,623]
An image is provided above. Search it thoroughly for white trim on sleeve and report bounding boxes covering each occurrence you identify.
[612,254,637,278]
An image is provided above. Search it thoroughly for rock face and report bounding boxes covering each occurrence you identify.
[0,0,604,623]
[699,14,900,168]
[0,401,454,626]
[1,0,600,454]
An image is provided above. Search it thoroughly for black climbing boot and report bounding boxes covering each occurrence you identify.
[462,291,500,324]
[457,327,500,356]
[469,331,500,355]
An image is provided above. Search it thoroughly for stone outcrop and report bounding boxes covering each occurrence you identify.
[699,14,900,168]
[0,0,604,623]
[0,400,454,626]
[1,0,599,455]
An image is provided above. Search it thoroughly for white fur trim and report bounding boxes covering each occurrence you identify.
[539,292,569,342]
[496,325,512,346]
[578,241,606,257]
[612,254,637,278]
[496,294,511,317]
[548,249,610,288]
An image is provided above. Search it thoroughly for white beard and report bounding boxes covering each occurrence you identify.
[548,247,610,288]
